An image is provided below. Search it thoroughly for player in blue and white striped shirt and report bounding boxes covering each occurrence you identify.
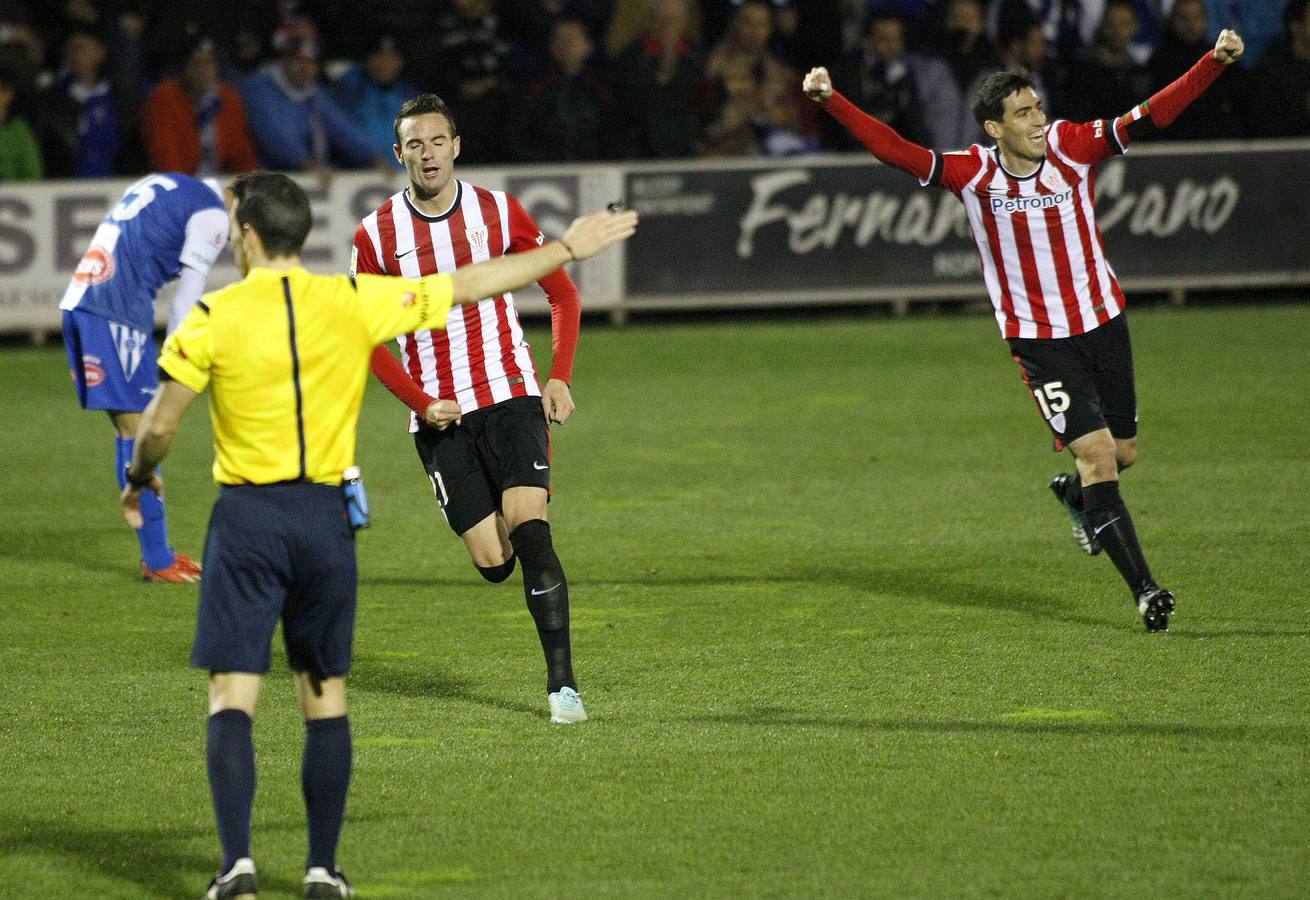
[60,173,229,582]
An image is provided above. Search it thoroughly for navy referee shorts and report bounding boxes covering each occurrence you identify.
[191,482,356,678]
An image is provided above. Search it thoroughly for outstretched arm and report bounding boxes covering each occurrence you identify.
[1120,29,1244,143]
[449,209,637,307]
[803,67,936,182]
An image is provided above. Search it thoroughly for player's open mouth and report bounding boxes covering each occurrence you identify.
[423,166,440,178]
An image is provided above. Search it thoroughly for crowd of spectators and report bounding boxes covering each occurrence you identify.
[0,0,1306,183]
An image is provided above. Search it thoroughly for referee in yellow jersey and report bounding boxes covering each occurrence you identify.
[119,172,637,900]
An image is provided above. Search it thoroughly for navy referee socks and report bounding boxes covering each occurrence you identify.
[206,709,256,872]
[303,715,352,873]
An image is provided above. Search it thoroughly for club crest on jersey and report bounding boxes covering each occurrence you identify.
[73,246,115,286]
[1040,169,1067,193]
[466,226,488,254]
[1050,412,1067,434]
[108,322,147,382]
[79,355,106,387]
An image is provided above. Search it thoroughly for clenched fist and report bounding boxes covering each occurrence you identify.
[1213,29,1243,65]
[803,67,833,103]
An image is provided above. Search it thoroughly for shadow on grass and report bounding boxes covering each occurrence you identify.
[586,563,1125,632]
[350,655,540,719]
[357,575,475,589]
[679,707,1310,746]
[1165,628,1310,640]
[0,817,309,898]
[0,526,132,577]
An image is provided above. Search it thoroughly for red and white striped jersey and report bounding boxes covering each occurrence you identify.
[928,116,1135,340]
[353,180,577,426]
[825,52,1228,341]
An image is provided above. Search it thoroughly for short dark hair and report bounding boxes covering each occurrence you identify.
[393,93,457,145]
[971,69,1037,127]
[229,172,312,257]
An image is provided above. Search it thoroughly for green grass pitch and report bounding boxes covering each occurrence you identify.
[1,304,1308,898]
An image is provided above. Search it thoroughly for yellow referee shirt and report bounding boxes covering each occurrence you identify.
[159,266,453,485]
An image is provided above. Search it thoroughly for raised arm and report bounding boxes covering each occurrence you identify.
[1117,30,1244,147]
[803,67,936,182]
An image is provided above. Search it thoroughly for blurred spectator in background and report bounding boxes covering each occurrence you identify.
[864,0,941,52]
[140,1,275,83]
[0,62,41,180]
[1148,0,1245,140]
[224,24,269,84]
[925,0,1000,145]
[141,33,258,175]
[44,0,102,66]
[700,0,817,155]
[997,16,1065,116]
[37,28,120,177]
[606,0,701,58]
[333,35,418,167]
[702,0,800,63]
[1064,0,1151,121]
[0,19,44,125]
[986,0,1101,59]
[1253,0,1310,137]
[500,0,615,69]
[241,20,385,179]
[829,11,934,148]
[1203,0,1289,70]
[431,0,520,163]
[519,17,626,160]
[614,0,703,158]
[933,0,1002,89]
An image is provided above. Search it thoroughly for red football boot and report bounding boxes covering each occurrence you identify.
[141,551,202,583]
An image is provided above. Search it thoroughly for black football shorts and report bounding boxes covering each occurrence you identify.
[1007,312,1138,452]
[413,395,551,536]
[192,483,357,678]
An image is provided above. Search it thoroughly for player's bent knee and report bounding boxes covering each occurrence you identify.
[509,518,552,558]
[476,555,517,583]
[1116,443,1138,470]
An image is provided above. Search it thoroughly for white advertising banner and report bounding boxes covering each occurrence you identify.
[0,165,624,334]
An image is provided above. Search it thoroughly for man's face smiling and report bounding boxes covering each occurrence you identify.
[395,112,460,204]
[992,87,1047,167]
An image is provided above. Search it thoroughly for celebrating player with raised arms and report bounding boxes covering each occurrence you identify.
[60,173,229,583]
[352,94,588,722]
[804,30,1246,631]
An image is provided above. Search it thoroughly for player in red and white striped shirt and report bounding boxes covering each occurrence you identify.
[352,94,587,722]
[805,29,1246,631]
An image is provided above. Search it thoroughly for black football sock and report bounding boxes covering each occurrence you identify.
[476,555,516,583]
[207,709,256,871]
[1081,480,1155,595]
[1061,471,1084,510]
[509,519,575,693]
[302,715,351,872]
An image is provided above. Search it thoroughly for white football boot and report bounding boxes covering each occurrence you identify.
[548,686,588,724]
